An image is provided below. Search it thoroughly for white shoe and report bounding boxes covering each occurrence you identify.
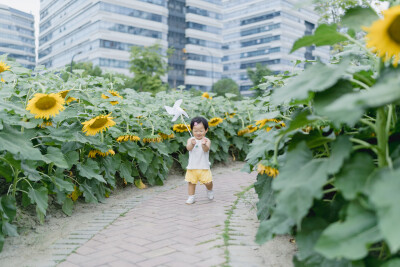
[186,195,195,204]
[207,190,214,200]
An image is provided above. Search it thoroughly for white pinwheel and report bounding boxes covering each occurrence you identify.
[164,99,192,136]
[164,99,189,122]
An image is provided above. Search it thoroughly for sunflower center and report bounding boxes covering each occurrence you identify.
[90,117,108,128]
[35,96,57,110]
[388,15,400,44]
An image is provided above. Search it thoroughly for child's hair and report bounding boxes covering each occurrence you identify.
[190,116,209,130]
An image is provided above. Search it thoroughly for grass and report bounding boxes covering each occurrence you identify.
[221,184,254,267]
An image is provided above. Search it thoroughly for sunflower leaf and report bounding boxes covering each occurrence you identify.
[44,147,69,169]
[315,201,382,260]
[119,162,134,183]
[0,124,44,161]
[341,6,379,32]
[367,168,400,252]
[291,24,347,53]
[28,187,48,224]
[77,159,106,183]
[271,60,350,105]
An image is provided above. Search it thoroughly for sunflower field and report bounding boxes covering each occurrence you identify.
[0,57,260,251]
[245,3,400,266]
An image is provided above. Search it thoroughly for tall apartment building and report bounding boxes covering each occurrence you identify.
[0,4,36,69]
[38,0,168,75]
[222,0,330,92]
[167,0,223,91]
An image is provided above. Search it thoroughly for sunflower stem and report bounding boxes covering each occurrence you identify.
[101,131,104,143]
[0,156,15,177]
[273,134,284,165]
[350,138,378,155]
[376,107,391,168]
[342,33,379,66]
[11,169,20,197]
[349,78,370,90]
[360,118,377,131]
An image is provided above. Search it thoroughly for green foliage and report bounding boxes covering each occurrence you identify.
[129,44,173,94]
[0,54,256,251]
[291,24,347,53]
[247,63,274,97]
[212,78,240,99]
[61,61,103,81]
[247,4,400,266]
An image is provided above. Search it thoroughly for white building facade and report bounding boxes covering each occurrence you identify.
[0,5,36,69]
[38,0,169,75]
[182,0,223,91]
[222,0,330,92]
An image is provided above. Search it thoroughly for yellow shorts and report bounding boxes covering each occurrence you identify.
[185,169,212,185]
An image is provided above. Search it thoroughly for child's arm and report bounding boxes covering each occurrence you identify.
[186,137,196,151]
[201,138,211,152]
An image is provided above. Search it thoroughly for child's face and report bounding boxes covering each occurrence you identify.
[193,123,208,140]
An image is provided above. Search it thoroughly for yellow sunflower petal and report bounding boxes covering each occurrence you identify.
[0,61,10,73]
[26,93,65,119]
[209,117,223,127]
[364,6,400,67]
[81,114,116,136]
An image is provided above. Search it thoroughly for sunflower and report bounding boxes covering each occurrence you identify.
[67,186,82,201]
[26,93,65,119]
[209,117,223,127]
[363,6,400,67]
[256,118,285,131]
[143,135,162,143]
[1,78,4,82]
[173,124,191,132]
[81,113,116,136]
[116,134,141,142]
[88,150,98,158]
[0,61,10,73]
[302,126,313,133]
[158,132,175,140]
[224,112,236,119]
[59,90,77,104]
[247,124,258,133]
[101,90,123,105]
[257,163,279,178]
[202,92,212,99]
[135,178,147,189]
[38,120,53,128]
[238,127,250,136]
[88,149,115,158]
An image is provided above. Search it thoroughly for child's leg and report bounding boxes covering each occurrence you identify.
[205,181,213,190]
[205,181,214,200]
[188,182,196,195]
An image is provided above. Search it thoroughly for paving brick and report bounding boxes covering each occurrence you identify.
[136,255,174,267]
[57,261,80,267]
[39,169,273,266]
[113,250,147,263]
[141,247,176,258]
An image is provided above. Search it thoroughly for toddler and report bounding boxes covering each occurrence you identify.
[185,116,213,204]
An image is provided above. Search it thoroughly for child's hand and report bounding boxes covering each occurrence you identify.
[202,138,208,145]
[191,138,197,145]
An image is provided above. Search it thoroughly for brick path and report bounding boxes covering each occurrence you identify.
[57,169,260,267]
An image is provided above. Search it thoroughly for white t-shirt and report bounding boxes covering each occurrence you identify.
[187,139,211,169]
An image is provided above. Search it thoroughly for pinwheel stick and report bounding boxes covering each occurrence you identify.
[181,114,193,137]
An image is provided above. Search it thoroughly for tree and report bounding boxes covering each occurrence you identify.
[62,61,103,80]
[129,44,173,94]
[247,63,273,97]
[212,78,240,99]
[312,0,371,23]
